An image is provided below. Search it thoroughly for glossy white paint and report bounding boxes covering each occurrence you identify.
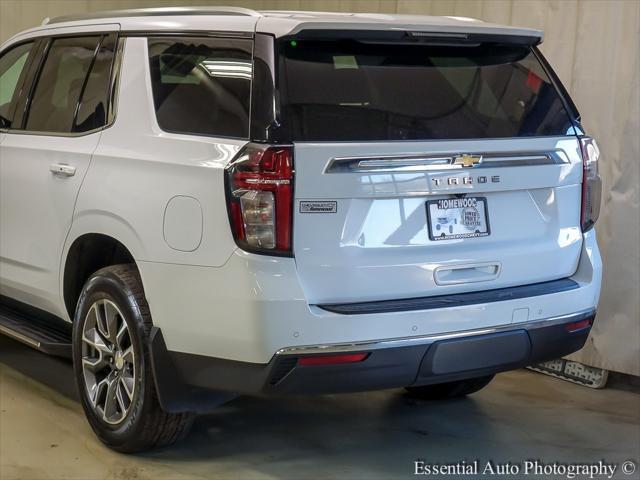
[293,137,584,303]
[163,196,203,252]
[66,37,244,277]
[139,230,600,363]
[0,10,601,366]
[0,132,101,317]
[0,22,122,317]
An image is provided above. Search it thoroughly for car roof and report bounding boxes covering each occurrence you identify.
[4,7,543,46]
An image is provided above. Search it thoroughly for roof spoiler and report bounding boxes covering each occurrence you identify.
[285,29,542,46]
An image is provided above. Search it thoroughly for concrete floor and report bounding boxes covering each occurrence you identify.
[0,335,639,480]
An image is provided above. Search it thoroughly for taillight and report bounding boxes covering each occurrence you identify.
[225,143,294,255]
[579,137,602,232]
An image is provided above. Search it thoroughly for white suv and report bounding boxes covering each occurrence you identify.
[0,7,602,452]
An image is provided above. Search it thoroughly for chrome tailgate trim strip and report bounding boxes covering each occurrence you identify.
[325,150,568,174]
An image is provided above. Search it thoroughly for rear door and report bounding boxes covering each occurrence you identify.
[278,36,584,305]
[0,31,118,315]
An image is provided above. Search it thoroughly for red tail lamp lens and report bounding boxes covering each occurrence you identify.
[226,143,294,254]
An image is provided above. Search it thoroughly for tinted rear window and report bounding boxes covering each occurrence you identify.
[148,37,252,138]
[74,34,117,133]
[279,40,574,141]
[0,42,33,129]
[26,36,101,133]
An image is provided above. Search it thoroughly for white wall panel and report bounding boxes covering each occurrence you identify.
[0,0,638,375]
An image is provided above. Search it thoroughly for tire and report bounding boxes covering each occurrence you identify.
[72,264,193,452]
[405,375,494,400]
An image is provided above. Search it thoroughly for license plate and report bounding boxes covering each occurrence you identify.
[426,197,490,241]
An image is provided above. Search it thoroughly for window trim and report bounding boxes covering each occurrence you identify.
[106,37,126,128]
[123,30,253,39]
[0,39,38,132]
[70,35,103,132]
[146,34,254,141]
[250,33,280,143]
[531,46,581,124]
[4,31,124,138]
[10,38,49,130]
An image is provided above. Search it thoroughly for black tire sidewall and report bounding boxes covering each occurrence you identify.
[72,268,151,449]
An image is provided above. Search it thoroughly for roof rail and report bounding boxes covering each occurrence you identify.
[47,6,261,25]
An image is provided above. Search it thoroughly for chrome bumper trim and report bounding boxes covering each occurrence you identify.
[275,308,596,356]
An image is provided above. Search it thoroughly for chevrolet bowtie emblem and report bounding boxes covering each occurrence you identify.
[453,154,482,168]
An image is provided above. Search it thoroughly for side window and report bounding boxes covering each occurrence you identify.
[0,42,33,128]
[74,34,117,132]
[147,36,252,138]
[25,36,101,133]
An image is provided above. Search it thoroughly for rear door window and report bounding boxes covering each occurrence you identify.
[147,36,252,138]
[279,40,575,141]
[0,42,34,129]
[25,36,102,133]
[74,34,117,133]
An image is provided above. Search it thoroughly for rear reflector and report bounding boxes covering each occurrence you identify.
[297,353,369,366]
[565,318,592,333]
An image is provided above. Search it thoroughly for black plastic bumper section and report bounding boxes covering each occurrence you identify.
[319,278,579,314]
[150,309,596,413]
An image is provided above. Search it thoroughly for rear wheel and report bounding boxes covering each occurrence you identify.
[72,264,193,452]
[405,375,494,400]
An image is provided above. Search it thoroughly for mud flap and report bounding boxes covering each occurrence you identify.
[148,327,236,414]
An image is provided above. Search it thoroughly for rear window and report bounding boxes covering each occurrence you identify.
[26,36,102,133]
[74,34,117,133]
[148,37,252,138]
[279,40,575,141]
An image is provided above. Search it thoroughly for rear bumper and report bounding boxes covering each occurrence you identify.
[139,230,602,365]
[152,308,595,411]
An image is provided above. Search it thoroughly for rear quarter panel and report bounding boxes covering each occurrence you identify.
[69,37,243,269]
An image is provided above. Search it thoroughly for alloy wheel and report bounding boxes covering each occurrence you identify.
[81,299,136,425]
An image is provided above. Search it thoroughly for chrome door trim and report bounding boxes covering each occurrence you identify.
[324,150,568,174]
[275,308,595,356]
